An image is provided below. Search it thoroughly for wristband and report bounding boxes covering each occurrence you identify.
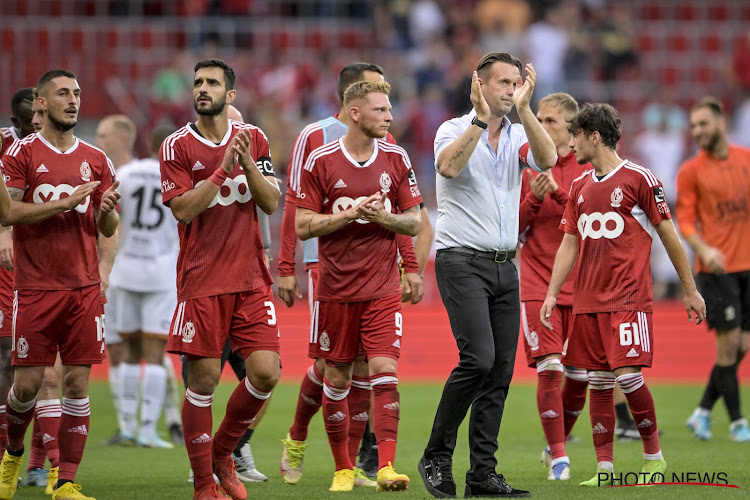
[209,169,228,186]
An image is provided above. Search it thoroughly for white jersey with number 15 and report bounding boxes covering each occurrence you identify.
[110,158,179,292]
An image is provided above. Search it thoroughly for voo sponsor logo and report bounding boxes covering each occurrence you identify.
[578,212,624,240]
[196,177,253,208]
[33,184,90,214]
[332,196,392,224]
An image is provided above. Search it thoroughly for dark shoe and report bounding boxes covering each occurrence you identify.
[418,456,456,498]
[615,425,641,442]
[357,429,378,479]
[169,423,184,445]
[465,472,530,498]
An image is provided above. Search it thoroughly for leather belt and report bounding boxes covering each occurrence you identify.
[438,247,516,263]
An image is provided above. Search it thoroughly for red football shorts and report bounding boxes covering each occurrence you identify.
[12,285,105,366]
[0,276,13,338]
[563,311,654,371]
[521,301,573,368]
[167,286,280,359]
[309,293,403,364]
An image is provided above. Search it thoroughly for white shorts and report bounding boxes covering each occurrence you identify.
[107,287,177,339]
[103,301,121,345]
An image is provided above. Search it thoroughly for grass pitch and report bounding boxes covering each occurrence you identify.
[11,381,749,499]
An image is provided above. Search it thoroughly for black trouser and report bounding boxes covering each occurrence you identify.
[424,249,520,482]
[181,340,246,389]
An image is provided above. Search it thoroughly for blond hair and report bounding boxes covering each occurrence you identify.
[102,114,137,149]
[343,80,391,108]
[538,93,579,121]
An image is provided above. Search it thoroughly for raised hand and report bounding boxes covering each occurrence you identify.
[64,181,100,211]
[356,192,388,223]
[232,130,253,170]
[471,71,491,122]
[514,63,536,111]
[99,180,121,213]
[530,171,557,200]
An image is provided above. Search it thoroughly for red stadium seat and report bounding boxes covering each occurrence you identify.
[675,4,696,21]
[637,34,656,52]
[640,4,663,21]
[696,65,713,86]
[707,5,729,21]
[660,66,679,85]
[667,34,689,52]
[701,34,722,53]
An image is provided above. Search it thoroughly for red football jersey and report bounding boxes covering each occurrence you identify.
[519,151,590,305]
[297,138,423,302]
[561,160,672,313]
[1,133,115,290]
[0,128,19,296]
[160,120,274,301]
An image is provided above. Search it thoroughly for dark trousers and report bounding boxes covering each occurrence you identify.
[424,250,520,482]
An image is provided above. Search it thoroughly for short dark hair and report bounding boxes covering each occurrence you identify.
[37,69,77,95]
[691,96,724,117]
[337,62,384,103]
[476,52,522,80]
[10,87,34,117]
[567,103,622,149]
[194,59,236,90]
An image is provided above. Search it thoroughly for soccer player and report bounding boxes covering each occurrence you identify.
[541,103,706,486]
[518,93,590,481]
[678,97,750,442]
[0,69,120,500]
[296,79,422,492]
[97,115,181,449]
[0,88,35,465]
[277,62,421,487]
[159,59,280,500]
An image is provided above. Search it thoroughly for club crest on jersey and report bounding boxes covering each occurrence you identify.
[80,161,91,181]
[379,172,392,193]
[16,335,28,359]
[182,321,196,344]
[610,186,623,208]
[319,331,330,352]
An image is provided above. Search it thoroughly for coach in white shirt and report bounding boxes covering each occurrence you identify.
[418,52,556,499]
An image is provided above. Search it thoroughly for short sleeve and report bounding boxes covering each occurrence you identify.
[433,119,462,169]
[252,127,275,177]
[159,139,192,206]
[93,154,115,207]
[637,175,672,225]
[395,152,422,212]
[2,144,28,190]
[560,183,580,235]
[296,156,325,212]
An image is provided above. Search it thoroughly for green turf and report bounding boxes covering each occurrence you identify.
[11,382,750,499]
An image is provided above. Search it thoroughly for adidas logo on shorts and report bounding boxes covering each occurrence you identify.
[67,425,88,435]
[352,412,369,422]
[626,348,639,358]
[327,411,347,422]
[592,422,607,434]
[392,339,401,348]
[191,433,212,444]
[540,410,559,419]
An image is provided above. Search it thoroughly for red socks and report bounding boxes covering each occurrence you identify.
[536,359,565,460]
[6,385,35,451]
[322,380,352,471]
[58,397,90,483]
[588,372,616,464]
[183,389,214,490]
[370,373,399,470]
[36,399,62,469]
[347,376,372,465]
[213,378,271,458]
[27,417,45,470]
[561,369,589,439]
[289,364,323,442]
[617,373,660,455]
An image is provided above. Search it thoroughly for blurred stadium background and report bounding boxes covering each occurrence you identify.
[1,0,749,383]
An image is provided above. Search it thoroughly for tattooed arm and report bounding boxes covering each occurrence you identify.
[357,201,421,237]
[435,125,484,179]
[295,193,381,240]
[4,183,101,226]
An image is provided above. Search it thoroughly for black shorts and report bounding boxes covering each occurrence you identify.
[696,271,750,331]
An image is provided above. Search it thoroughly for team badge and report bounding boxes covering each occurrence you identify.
[319,331,330,352]
[182,321,196,344]
[80,161,92,181]
[529,331,539,351]
[379,172,392,193]
[610,186,623,208]
[16,335,28,359]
